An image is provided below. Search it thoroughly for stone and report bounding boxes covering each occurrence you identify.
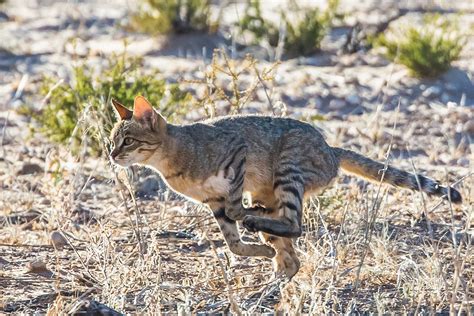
[463,119,474,134]
[442,68,474,98]
[26,260,52,277]
[328,99,346,111]
[457,157,470,167]
[422,85,442,98]
[441,93,451,104]
[50,231,68,250]
[17,163,43,175]
[445,83,458,92]
[0,11,8,22]
[345,93,361,105]
[447,101,458,108]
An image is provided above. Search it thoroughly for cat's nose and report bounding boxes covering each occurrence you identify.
[110,149,119,160]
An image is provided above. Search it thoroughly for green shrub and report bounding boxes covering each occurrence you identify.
[130,0,216,35]
[36,52,192,153]
[238,0,339,57]
[238,0,279,47]
[374,14,465,78]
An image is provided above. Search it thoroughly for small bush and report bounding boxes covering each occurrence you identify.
[238,0,279,47]
[374,14,465,78]
[238,0,339,57]
[130,0,216,35]
[182,49,279,117]
[36,52,192,153]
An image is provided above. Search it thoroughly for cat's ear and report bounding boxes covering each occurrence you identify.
[111,98,132,120]
[133,95,166,132]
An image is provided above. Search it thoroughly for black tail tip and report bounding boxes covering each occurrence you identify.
[443,186,462,204]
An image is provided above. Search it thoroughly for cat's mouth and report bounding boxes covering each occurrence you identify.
[109,155,131,167]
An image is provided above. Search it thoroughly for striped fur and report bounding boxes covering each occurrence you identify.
[109,96,463,278]
[333,148,462,203]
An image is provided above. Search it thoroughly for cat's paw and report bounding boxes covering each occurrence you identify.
[242,215,259,232]
[260,244,276,258]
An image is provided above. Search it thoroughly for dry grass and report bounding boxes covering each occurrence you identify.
[1,98,472,314]
[0,48,472,315]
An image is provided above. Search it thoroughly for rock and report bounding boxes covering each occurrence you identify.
[17,163,43,175]
[445,83,458,92]
[356,72,372,85]
[0,257,9,268]
[0,11,8,22]
[27,260,52,277]
[69,299,122,315]
[328,99,346,111]
[460,93,466,107]
[50,231,68,250]
[457,157,470,167]
[463,120,474,134]
[422,85,442,98]
[345,93,361,105]
[442,68,474,98]
[298,54,333,67]
[27,260,47,273]
[441,93,451,104]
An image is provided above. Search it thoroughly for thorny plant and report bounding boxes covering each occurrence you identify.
[182,49,280,117]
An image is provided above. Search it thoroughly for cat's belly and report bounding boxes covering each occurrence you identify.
[243,167,277,208]
[165,170,231,202]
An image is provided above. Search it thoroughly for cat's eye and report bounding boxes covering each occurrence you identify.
[123,138,135,146]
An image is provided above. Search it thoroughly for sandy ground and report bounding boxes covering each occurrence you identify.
[0,0,473,314]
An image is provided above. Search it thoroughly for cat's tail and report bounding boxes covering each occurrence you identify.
[333,147,462,204]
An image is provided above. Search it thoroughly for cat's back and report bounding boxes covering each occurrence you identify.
[204,114,319,137]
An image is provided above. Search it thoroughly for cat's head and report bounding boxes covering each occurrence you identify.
[109,96,167,167]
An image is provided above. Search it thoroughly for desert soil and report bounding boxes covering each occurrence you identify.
[0,0,473,314]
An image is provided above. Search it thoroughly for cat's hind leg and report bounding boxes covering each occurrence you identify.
[242,162,304,238]
[207,199,275,258]
[260,233,300,279]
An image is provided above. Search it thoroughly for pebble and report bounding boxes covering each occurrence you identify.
[17,163,43,175]
[457,157,470,167]
[328,99,346,111]
[27,260,48,273]
[50,231,68,250]
[345,93,361,105]
[422,85,442,98]
[441,93,451,104]
[442,68,474,97]
[463,119,474,134]
[445,83,458,92]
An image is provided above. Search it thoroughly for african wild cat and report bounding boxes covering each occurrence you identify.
[109,96,462,278]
